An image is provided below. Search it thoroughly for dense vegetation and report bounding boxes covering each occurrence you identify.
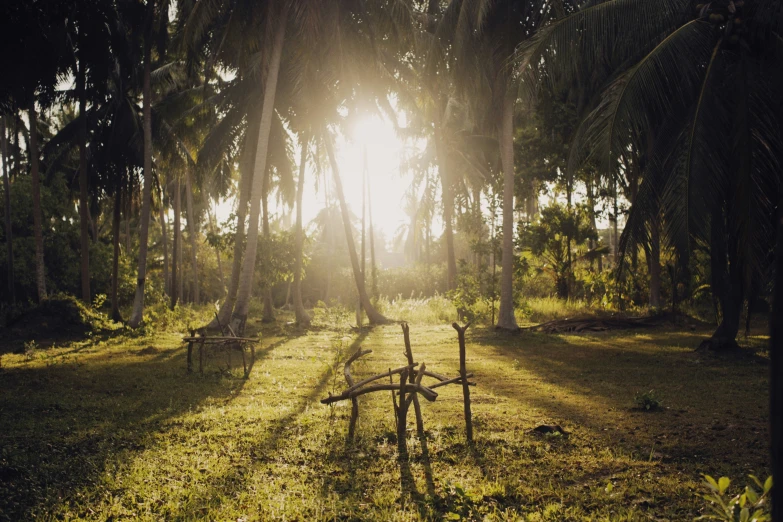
[1,0,781,519]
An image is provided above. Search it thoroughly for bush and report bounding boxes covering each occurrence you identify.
[634,389,662,411]
[696,475,772,521]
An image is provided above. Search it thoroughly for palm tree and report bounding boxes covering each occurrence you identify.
[28,103,48,302]
[430,0,557,330]
[293,133,311,325]
[184,161,200,304]
[518,0,783,349]
[128,0,160,327]
[1,0,70,303]
[1,116,13,303]
[230,2,290,332]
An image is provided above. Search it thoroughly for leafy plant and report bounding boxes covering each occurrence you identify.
[696,475,772,521]
[634,389,662,411]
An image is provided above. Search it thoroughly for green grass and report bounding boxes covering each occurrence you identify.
[0,306,770,521]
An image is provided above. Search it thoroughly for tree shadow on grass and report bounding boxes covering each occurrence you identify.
[160,329,371,519]
[0,341,271,520]
[464,328,769,470]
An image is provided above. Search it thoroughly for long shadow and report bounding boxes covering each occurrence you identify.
[164,329,371,519]
[0,346,249,520]
[464,327,769,468]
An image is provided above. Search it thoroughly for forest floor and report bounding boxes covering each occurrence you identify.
[0,309,771,521]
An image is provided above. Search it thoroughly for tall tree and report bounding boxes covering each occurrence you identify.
[76,44,91,302]
[1,116,13,303]
[28,102,47,302]
[231,3,289,333]
[184,162,199,304]
[128,0,157,327]
[518,0,783,349]
[293,133,311,325]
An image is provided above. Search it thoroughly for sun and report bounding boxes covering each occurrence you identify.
[306,113,410,247]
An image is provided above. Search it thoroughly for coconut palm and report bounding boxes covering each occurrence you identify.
[518,0,783,349]
[433,0,564,330]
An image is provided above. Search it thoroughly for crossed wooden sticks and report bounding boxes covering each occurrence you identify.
[320,322,475,457]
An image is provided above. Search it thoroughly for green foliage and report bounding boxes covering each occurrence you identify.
[447,267,484,322]
[634,389,662,411]
[696,475,772,521]
[519,203,598,299]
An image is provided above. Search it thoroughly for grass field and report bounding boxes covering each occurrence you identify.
[0,309,771,521]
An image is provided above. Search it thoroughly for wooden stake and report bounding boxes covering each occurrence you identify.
[452,322,473,443]
[397,368,409,459]
[402,323,425,436]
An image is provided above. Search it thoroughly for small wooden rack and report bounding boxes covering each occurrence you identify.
[183,315,259,378]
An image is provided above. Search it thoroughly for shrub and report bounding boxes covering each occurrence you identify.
[634,389,662,411]
[696,475,772,521]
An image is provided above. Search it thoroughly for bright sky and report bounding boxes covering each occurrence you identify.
[216,113,415,250]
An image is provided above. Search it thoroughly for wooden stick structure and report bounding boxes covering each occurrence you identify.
[183,317,259,378]
[320,322,476,458]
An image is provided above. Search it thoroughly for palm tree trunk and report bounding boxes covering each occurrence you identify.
[770,191,783,522]
[185,164,199,304]
[261,165,275,323]
[160,190,170,295]
[111,189,123,322]
[1,116,14,303]
[357,148,367,325]
[178,200,184,303]
[433,107,457,290]
[171,178,181,309]
[28,101,47,302]
[496,92,518,330]
[232,10,288,333]
[211,96,261,328]
[207,200,225,293]
[129,3,155,327]
[293,133,310,325]
[325,136,388,325]
[649,215,662,308]
[77,59,91,303]
[368,163,378,299]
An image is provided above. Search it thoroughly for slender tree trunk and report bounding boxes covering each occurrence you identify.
[357,148,367,325]
[208,200,225,293]
[325,136,388,324]
[1,116,14,303]
[232,10,288,333]
[28,101,47,302]
[178,199,184,303]
[649,215,662,308]
[111,189,123,322]
[433,106,457,289]
[185,164,199,304]
[261,165,275,323]
[211,95,261,328]
[128,4,155,327]
[77,57,91,303]
[770,190,783,522]
[613,180,619,265]
[496,92,518,330]
[368,182,378,299]
[125,202,131,252]
[702,207,743,351]
[171,178,181,309]
[293,133,310,325]
[160,190,170,295]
